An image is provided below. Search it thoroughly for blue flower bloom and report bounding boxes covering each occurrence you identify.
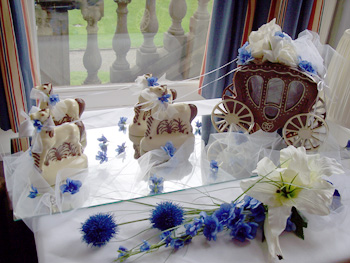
[185,217,203,237]
[346,140,350,149]
[274,31,286,38]
[49,94,60,106]
[97,135,108,144]
[99,143,108,153]
[150,201,184,231]
[33,119,43,132]
[158,93,171,103]
[194,120,202,135]
[230,221,258,242]
[81,213,118,247]
[298,58,317,74]
[118,117,128,133]
[96,150,108,164]
[149,175,164,195]
[203,214,219,241]
[285,216,296,232]
[160,231,173,247]
[28,184,38,198]
[116,142,126,155]
[140,240,151,252]
[214,203,234,231]
[117,246,129,259]
[227,206,245,230]
[243,196,266,222]
[170,238,185,250]
[237,42,254,66]
[161,141,176,157]
[147,77,159,87]
[60,178,82,195]
[210,160,219,180]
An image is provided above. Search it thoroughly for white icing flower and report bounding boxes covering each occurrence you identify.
[240,145,343,260]
[247,19,282,59]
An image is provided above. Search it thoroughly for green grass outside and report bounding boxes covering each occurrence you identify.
[68,0,212,85]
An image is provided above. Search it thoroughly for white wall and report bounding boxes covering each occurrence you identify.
[0,128,17,158]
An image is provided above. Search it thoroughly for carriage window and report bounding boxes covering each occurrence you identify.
[264,106,280,119]
[286,81,305,110]
[266,78,284,105]
[248,75,263,106]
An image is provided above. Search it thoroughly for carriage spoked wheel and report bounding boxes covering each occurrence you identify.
[282,113,328,151]
[222,84,237,100]
[311,98,326,119]
[211,99,254,133]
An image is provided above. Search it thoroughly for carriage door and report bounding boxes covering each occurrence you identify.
[262,78,284,131]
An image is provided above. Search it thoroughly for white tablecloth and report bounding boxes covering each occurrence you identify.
[33,178,350,263]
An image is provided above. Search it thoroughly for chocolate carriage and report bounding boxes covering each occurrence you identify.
[211,62,328,151]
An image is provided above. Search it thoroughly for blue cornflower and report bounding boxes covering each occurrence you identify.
[285,216,296,232]
[81,213,118,247]
[116,142,126,155]
[237,42,254,66]
[60,178,82,195]
[99,143,108,153]
[33,119,43,132]
[160,231,173,247]
[118,117,128,133]
[202,213,219,241]
[230,221,258,242]
[97,135,108,144]
[147,77,159,87]
[140,240,151,252]
[161,141,176,158]
[96,150,108,164]
[194,120,202,135]
[170,238,185,250]
[158,93,171,103]
[117,246,129,259]
[28,184,38,198]
[214,203,234,231]
[49,94,60,106]
[243,196,266,222]
[149,175,164,195]
[298,58,317,74]
[150,201,184,231]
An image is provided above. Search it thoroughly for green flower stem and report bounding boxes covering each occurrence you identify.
[118,218,150,226]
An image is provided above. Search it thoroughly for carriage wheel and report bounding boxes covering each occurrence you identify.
[282,113,328,151]
[311,97,326,119]
[222,84,236,100]
[211,99,254,133]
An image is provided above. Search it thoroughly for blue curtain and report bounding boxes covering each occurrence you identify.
[201,0,318,143]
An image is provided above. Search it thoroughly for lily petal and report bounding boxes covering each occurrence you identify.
[264,206,291,260]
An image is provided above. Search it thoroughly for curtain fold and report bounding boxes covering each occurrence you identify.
[0,0,39,132]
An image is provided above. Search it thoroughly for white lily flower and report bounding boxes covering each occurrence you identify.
[240,145,343,260]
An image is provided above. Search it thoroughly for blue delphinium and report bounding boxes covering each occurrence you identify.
[185,217,204,237]
[81,213,118,247]
[149,175,164,195]
[158,93,171,104]
[160,231,173,247]
[213,203,235,231]
[117,246,129,259]
[118,117,128,133]
[49,94,60,106]
[99,143,108,153]
[140,240,151,252]
[28,184,38,198]
[60,178,82,195]
[298,57,317,75]
[210,160,219,180]
[237,42,254,66]
[194,120,202,135]
[230,221,259,242]
[161,141,176,158]
[170,238,185,250]
[33,119,43,132]
[96,151,108,164]
[97,134,108,144]
[147,77,159,87]
[150,201,184,231]
[243,196,266,222]
[202,212,219,241]
[116,142,127,155]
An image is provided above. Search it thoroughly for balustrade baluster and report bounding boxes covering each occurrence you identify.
[136,0,159,68]
[163,0,187,80]
[81,0,104,85]
[110,0,133,83]
[184,0,210,78]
